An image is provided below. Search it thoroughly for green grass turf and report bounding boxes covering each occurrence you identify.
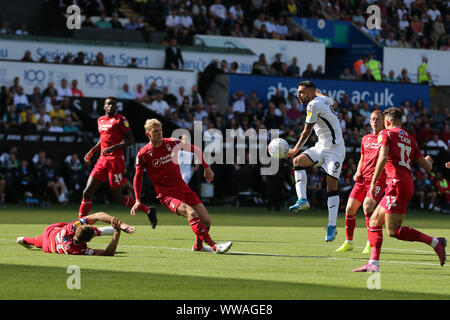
[0,203,449,300]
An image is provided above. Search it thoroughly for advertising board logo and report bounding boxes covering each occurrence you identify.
[24,69,46,82]
[144,76,164,89]
[85,73,106,86]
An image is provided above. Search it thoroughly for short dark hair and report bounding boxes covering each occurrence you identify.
[298,81,316,89]
[383,107,403,121]
[106,96,117,102]
[76,225,96,243]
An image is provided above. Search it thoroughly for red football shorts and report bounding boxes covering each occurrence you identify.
[90,157,126,189]
[379,180,414,214]
[349,178,386,203]
[157,188,202,213]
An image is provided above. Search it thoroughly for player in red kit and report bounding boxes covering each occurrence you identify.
[80,97,157,228]
[16,212,136,256]
[336,110,386,253]
[353,107,446,272]
[131,118,233,254]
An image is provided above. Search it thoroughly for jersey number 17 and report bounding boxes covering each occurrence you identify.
[397,143,411,170]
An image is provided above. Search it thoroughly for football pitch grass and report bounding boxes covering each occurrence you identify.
[1,203,449,300]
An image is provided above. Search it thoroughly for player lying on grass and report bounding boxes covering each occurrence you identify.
[353,107,446,272]
[80,97,157,228]
[130,118,233,254]
[17,212,135,256]
[287,81,345,242]
[336,110,386,254]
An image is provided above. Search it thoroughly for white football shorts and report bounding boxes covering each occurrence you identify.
[303,143,346,180]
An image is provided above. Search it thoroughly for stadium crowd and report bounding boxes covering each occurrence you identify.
[0,70,448,212]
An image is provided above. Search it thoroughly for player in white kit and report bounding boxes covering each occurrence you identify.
[286,81,345,242]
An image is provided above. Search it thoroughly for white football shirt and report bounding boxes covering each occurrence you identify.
[305,95,344,148]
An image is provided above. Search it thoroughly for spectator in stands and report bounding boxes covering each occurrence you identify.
[193,102,208,121]
[124,15,142,30]
[127,57,138,68]
[435,171,450,210]
[16,159,35,200]
[19,110,37,132]
[3,104,21,130]
[276,17,289,39]
[21,50,33,62]
[0,22,11,35]
[62,52,74,64]
[35,106,51,126]
[251,54,269,75]
[340,67,354,80]
[232,90,247,114]
[13,86,29,111]
[193,9,209,34]
[119,83,135,100]
[63,116,80,134]
[28,86,42,104]
[166,8,181,37]
[164,38,184,70]
[19,106,36,123]
[53,56,61,64]
[70,79,84,97]
[134,83,146,102]
[384,32,398,47]
[385,70,398,82]
[74,52,86,65]
[209,0,227,29]
[302,64,315,78]
[175,86,186,107]
[96,13,112,29]
[180,8,194,32]
[48,118,63,132]
[206,19,221,35]
[439,123,450,146]
[148,92,170,116]
[110,12,123,29]
[65,153,87,194]
[285,57,299,77]
[220,60,229,73]
[49,101,66,122]
[417,122,435,147]
[229,61,239,73]
[397,68,412,83]
[56,79,72,97]
[427,3,441,21]
[146,81,160,98]
[397,33,410,48]
[162,86,177,107]
[270,53,284,76]
[82,16,96,28]
[9,77,20,94]
[15,24,28,36]
[427,134,448,150]
[256,23,270,39]
[40,158,68,203]
[93,52,107,66]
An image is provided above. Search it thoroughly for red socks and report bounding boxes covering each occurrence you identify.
[345,214,356,241]
[190,217,215,249]
[123,196,150,214]
[365,212,372,240]
[78,198,92,218]
[23,236,43,248]
[368,225,383,262]
[394,226,433,246]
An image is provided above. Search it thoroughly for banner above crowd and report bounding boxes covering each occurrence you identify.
[228,74,430,109]
[0,60,197,97]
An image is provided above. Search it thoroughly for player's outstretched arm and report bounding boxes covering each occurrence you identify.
[96,217,122,256]
[416,155,433,173]
[287,123,314,158]
[84,140,101,162]
[85,212,136,234]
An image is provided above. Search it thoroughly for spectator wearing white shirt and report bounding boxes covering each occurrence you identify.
[275,17,289,38]
[35,106,51,126]
[427,134,448,150]
[119,83,136,100]
[149,92,170,116]
[264,16,277,34]
[180,9,194,31]
[166,9,181,31]
[385,32,398,47]
[427,3,441,21]
[209,0,227,28]
[15,24,28,36]
[228,3,244,25]
[232,90,246,114]
[13,86,29,111]
[56,79,73,97]
[193,102,208,121]
[175,86,186,107]
[48,118,64,133]
[253,13,266,32]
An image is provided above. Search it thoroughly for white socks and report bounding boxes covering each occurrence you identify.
[327,193,339,226]
[294,168,307,199]
[98,227,115,236]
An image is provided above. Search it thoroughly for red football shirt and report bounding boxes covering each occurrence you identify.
[97,113,131,160]
[360,133,387,182]
[43,218,100,255]
[378,127,423,183]
[134,138,208,196]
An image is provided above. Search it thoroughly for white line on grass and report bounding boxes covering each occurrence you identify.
[1,239,447,268]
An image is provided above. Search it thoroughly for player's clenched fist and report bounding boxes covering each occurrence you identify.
[204,167,214,183]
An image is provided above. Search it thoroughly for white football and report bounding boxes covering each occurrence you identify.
[268,138,289,159]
